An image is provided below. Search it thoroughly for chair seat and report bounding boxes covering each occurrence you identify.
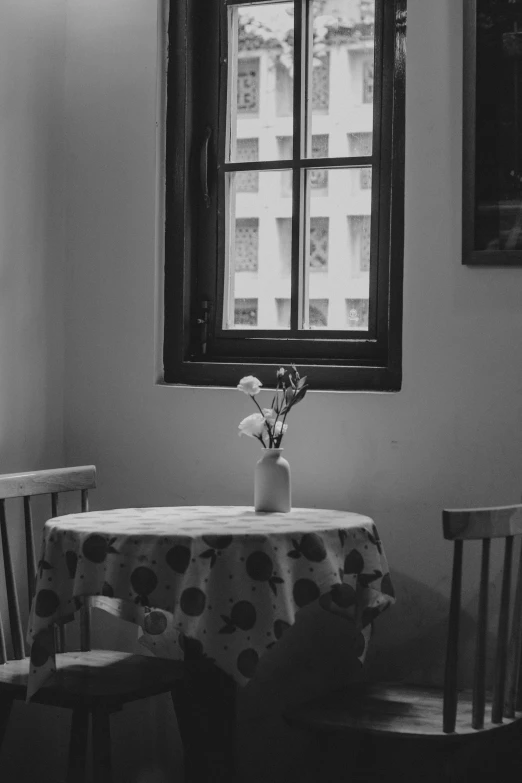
[285,682,522,740]
[0,650,185,709]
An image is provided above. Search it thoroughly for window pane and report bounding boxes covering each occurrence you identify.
[345,298,369,329]
[224,170,292,330]
[303,167,370,330]
[236,139,260,192]
[348,130,373,160]
[229,3,294,162]
[234,298,258,327]
[307,0,375,157]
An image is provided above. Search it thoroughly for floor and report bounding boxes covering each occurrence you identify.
[321,726,522,783]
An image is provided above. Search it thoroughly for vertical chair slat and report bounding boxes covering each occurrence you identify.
[0,500,24,660]
[517,632,522,711]
[23,496,36,611]
[472,538,490,729]
[50,493,65,654]
[443,539,463,733]
[505,539,522,718]
[0,614,7,664]
[492,536,514,723]
[80,488,91,651]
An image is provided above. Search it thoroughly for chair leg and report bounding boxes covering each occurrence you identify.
[66,707,89,783]
[0,698,13,753]
[92,708,112,783]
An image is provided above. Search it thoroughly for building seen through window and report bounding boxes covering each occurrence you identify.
[230,0,373,331]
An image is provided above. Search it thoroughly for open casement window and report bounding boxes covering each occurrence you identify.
[163,0,406,391]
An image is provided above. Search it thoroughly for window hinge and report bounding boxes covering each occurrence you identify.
[196,300,211,356]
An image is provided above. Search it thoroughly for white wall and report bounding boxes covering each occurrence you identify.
[0,1,69,780]
[0,0,517,780]
[0,0,66,474]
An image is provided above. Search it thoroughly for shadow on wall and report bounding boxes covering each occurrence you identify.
[366,569,506,691]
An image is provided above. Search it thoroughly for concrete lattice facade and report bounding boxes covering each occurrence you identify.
[228,1,374,331]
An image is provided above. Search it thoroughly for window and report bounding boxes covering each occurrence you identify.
[236,139,260,192]
[346,298,369,330]
[234,218,259,272]
[362,58,375,104]
[234,298,258,327]
[309,217,329,270]
[237,58,260,114]
[348,215,372,273]
[163,0,406,391]
[349,133,373,190]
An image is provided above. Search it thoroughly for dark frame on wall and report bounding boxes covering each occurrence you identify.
[463,0,522,266]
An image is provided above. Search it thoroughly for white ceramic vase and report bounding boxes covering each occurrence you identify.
[254,448,291,513]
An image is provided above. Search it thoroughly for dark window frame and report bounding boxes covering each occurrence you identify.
[163,0,406,391]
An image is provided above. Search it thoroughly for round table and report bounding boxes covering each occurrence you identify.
[27,506,395,779]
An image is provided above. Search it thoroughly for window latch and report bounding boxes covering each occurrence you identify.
[196,300,211,355]
[200,126,212,208]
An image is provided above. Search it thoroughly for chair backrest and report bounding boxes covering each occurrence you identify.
[442,504,522,733]
[0,466,96,662]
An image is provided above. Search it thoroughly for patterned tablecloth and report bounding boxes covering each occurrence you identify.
[26,506,395,700]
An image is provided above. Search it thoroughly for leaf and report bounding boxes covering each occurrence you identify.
[297,376,307,389]
[218,614,236,634]
[101,581,114,597]
[219,625,236,635]
[367,531,383,555]
[358,570,382,588]
[285,386,294,404]
[290,386,308,408]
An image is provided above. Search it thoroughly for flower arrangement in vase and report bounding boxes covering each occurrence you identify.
[237,366,309,512]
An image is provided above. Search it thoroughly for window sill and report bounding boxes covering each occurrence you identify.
[162,360,401,392]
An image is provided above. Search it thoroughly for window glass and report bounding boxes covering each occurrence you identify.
[308,0,375,156]
[224,171,292,330]
[229,4,294,162]
[304,168,370,330]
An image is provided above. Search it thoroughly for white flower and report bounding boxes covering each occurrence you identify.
[237,375,262,396]
[273,421,288,438]
[262,408,277,424]
[238,413,266,439]
[276,367,285,378]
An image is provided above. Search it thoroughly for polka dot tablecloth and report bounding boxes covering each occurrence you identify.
[26,506,395,701]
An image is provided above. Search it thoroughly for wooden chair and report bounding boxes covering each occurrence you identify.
[0,466,184,783]
[284,504,522,782]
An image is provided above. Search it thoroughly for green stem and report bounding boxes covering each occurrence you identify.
[251,394,273,447]
[275,407,290,448]
[255,434,266,449]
